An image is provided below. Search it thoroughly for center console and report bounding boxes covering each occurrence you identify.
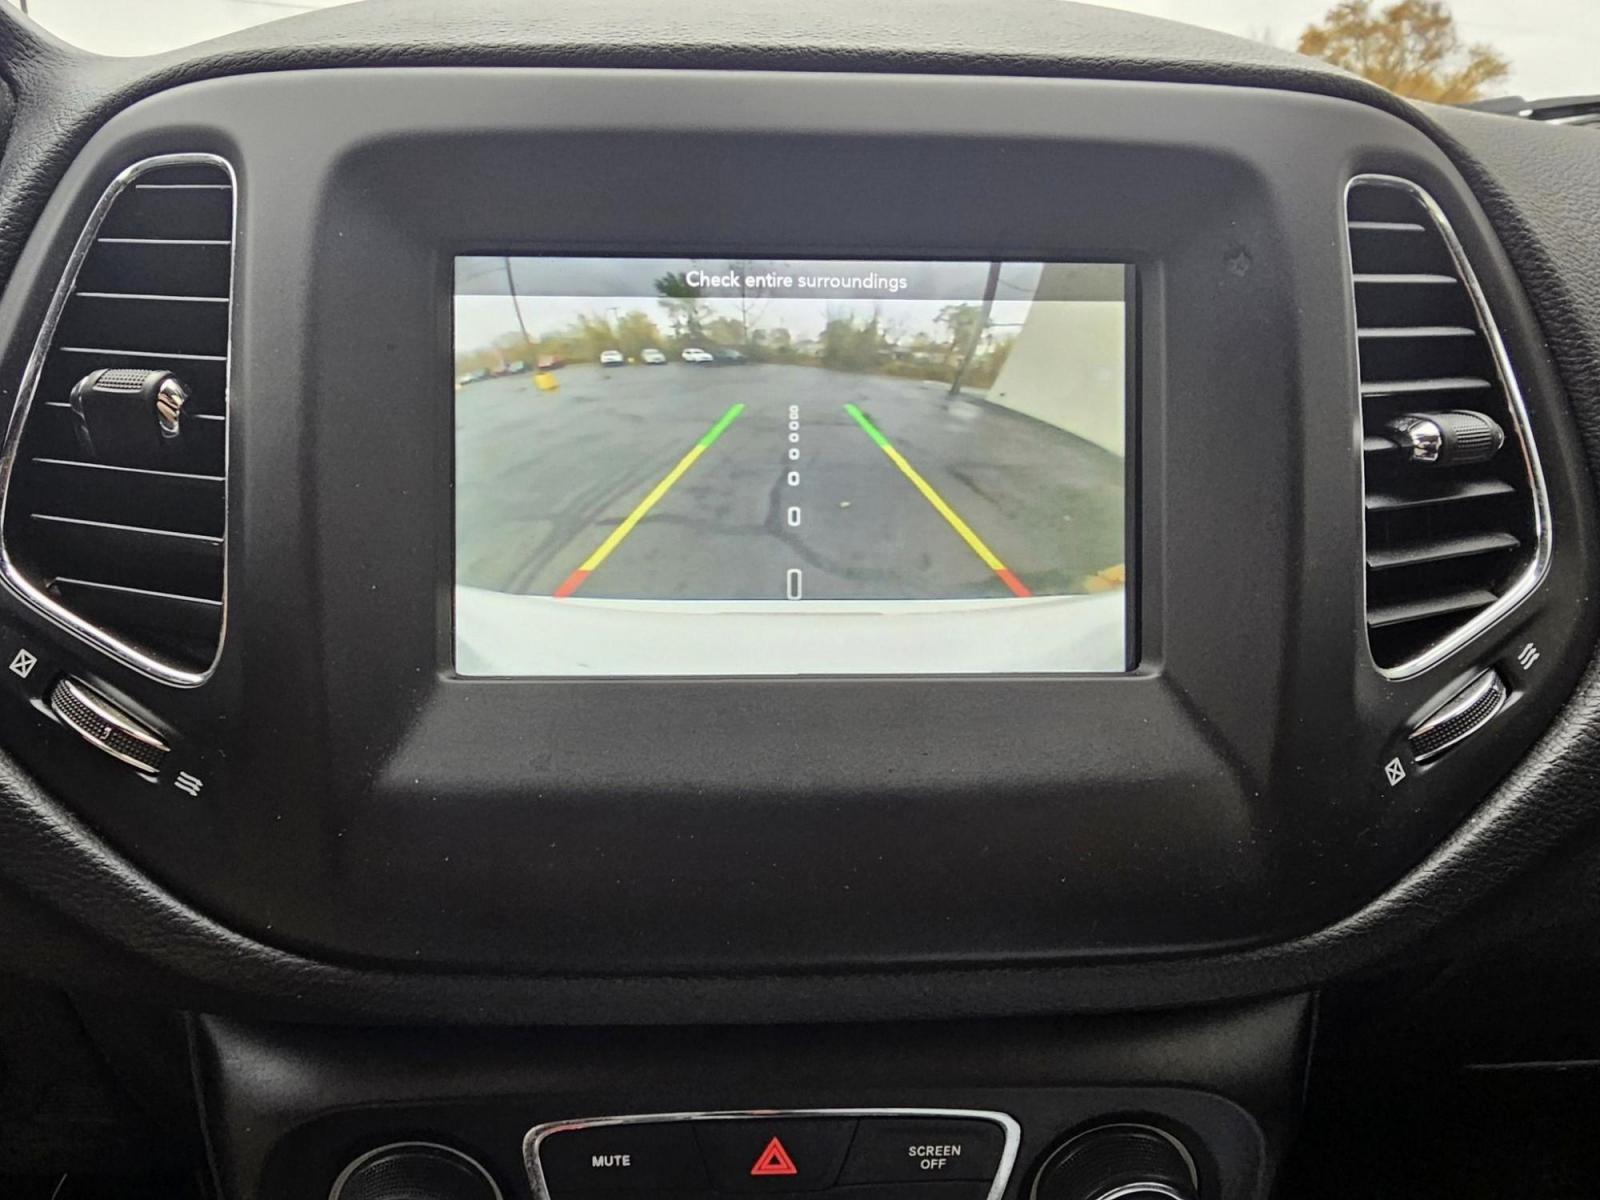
[195,997,1307,1200]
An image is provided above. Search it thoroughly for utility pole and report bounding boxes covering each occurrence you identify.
[947,259,1002,397]
[737,272,751,347]
[502,256,532,346]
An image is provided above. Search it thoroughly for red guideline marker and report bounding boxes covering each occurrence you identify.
[551,568,590,599]
[750,1137,799,1177]
[995,567,1032,598]
[842,403,1034,600]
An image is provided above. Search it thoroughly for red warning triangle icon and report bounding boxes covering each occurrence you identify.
[750,1136,799,1177]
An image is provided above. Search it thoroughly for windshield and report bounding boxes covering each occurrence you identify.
[0,0,1592,104]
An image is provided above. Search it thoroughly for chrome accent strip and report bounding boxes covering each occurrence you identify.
[31,512,222,543]
[524,1108,1021,1200]
[329,1141,504,1200]
[74,291,229,303]
[55,576,222,607]
[97,237,230,246]
[32,457,223,483]
[57,345,228,362]
[1095,1186,1187,1200]
[1352,272,1457,284]
[0,153,235,688]
[1359,376,1491,394]
[1357,325,1476,339]
[1408,668,1509,762]
[1345,174,1553,680]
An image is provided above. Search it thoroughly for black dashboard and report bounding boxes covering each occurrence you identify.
[0,2,1598,1199]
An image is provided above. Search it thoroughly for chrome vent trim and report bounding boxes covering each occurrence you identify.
[1346,174,1552,680]
[0,153,235,688]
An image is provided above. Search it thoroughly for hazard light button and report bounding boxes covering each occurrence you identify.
[695,1119,858,1191]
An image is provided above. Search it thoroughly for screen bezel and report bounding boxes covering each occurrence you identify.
[446,254,1141,679]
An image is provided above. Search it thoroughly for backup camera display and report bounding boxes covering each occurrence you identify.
[454,256,1130,675]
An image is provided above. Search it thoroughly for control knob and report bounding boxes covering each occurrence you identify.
[1031,1124,1199,1200]
[329,1142,502,1200]
[1386,409,1504,467]
[68,367,192,465]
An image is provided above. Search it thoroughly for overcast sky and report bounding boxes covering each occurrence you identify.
[452,257,1090,353]
[1,0,1594,99]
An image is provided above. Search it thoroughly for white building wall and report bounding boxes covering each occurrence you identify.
[985,300,1125,457]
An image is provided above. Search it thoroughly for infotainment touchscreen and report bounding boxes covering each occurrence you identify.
[453,256,1130,675]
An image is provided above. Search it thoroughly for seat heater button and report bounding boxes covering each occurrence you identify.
[538,1123,709,1192]
[695,1118,857,1191]
[838,1119,1005,1184]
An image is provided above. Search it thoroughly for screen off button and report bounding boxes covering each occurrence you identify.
[837,1119,1004,1184]
[538,1123,710,1192]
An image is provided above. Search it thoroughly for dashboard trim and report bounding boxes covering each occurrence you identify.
[523,1108,1023,1200]
[0,150,236,689]
[0,66,1589,1023]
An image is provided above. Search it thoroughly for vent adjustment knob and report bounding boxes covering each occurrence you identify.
[1387,409,1505,468]
[48,676,169,774]
[1407,668,1509,762]
[68,368,192,465]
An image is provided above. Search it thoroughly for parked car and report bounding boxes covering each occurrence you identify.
[681,347,713,363]
[600,349,625,366]
[640,348,667,365]
[536,354,565,371]
[708,348,749,365]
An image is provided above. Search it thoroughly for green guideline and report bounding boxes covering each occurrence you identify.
[698,403,746,448]
[843,402,891,449]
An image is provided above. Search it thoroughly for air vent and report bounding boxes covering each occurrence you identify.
[0,155,234,685]
[1345,175,1549,677]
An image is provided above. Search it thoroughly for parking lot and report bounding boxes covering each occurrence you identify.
[456,361,1125,604]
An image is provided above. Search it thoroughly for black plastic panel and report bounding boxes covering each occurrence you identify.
[0,70,1591,983]
[194,997,1309,1200]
